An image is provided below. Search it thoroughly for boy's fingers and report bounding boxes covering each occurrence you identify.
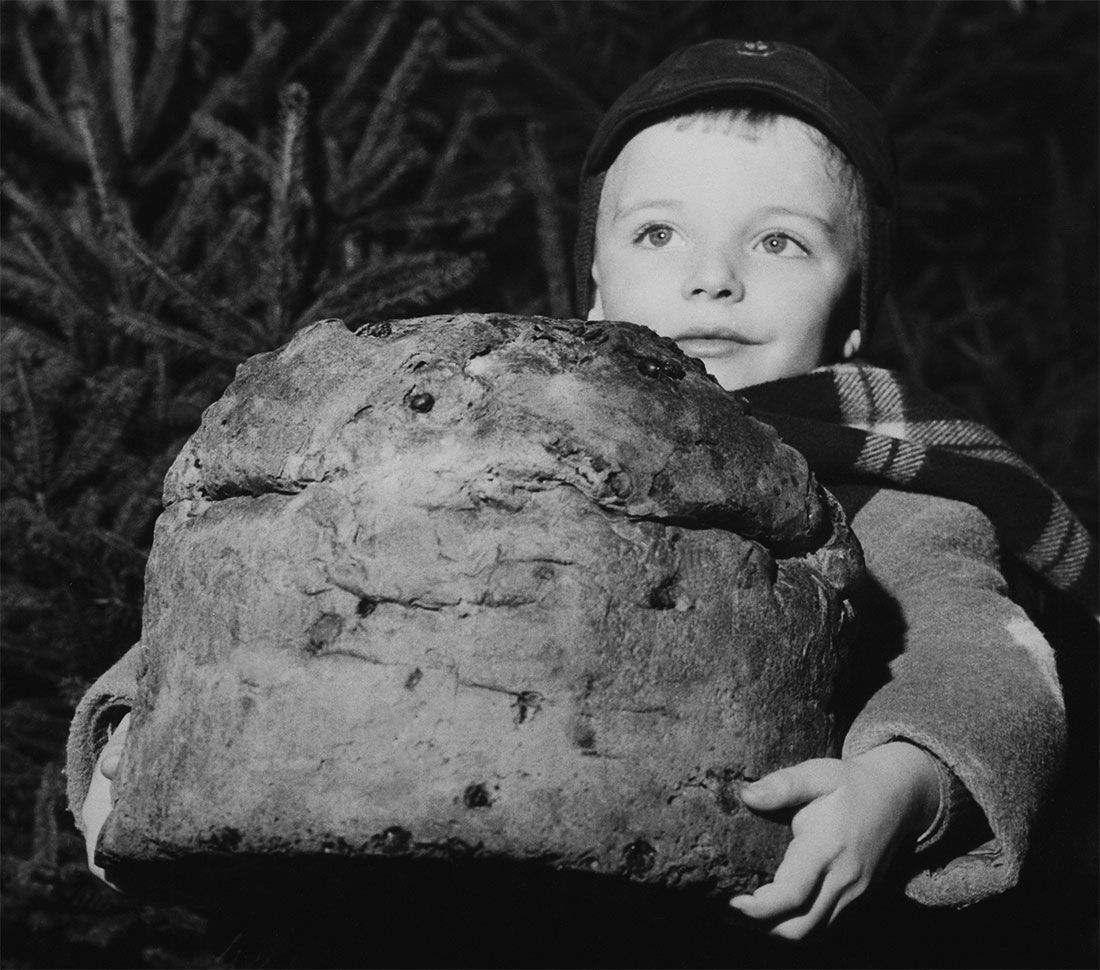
[825,879,867,928]
[729,882,809,922]
[729,836,827,921]
[101,749,122,779]
[773,868,869,940]
[740,759,844,811]
[763,853,871,940]
[100,713,132,781]
[766,870,849,941]
[82,747,120,889]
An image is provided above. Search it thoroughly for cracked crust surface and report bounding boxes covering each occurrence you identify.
[164,315,834,553]
[101,315,863,896]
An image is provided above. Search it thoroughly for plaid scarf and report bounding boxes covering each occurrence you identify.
[740,363,1098,619]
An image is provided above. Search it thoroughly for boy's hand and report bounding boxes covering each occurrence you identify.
[729,741,941,940]
[81,711,131,888]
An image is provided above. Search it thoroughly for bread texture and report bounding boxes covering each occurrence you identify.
[100,314,862,898]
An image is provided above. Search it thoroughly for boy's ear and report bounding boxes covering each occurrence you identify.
[822,272,862,362]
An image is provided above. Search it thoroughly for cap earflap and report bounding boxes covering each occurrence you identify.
[572,172,605,319]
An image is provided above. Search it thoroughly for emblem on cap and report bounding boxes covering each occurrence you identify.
[734,40,775,56]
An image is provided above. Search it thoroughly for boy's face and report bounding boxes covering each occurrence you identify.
[589,116,860,390]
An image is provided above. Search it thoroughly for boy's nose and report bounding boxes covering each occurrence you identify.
[683,251,744,302]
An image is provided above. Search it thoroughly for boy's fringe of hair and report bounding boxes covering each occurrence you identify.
[667,107,870,255]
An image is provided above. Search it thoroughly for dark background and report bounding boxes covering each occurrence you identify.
[1,1,1096,967]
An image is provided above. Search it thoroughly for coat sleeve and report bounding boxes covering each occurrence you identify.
[840,490,1066,907]
[65,643,142,835]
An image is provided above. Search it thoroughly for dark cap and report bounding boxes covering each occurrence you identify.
[573,39,897,344]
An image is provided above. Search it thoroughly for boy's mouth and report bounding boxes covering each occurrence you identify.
[674,329,758,358]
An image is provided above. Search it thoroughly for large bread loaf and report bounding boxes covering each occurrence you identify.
[99,314,862,901]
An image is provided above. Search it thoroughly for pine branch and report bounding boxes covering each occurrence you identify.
[192,113,275,178]
[91,523,150,564]
[263,83,311,344]
[1,705,70,774]
[105,0,137,155]
[189,208,263,296]
[422,90,488,204]
[15,233,101,331]
[14,17,66,130]
[7,362,59,497]
[30,764,61,873]
[109,478,162,550]
[285,0,370,80]
[53,1,100,127]
[103,307,239,363]
[457,5,604,123]
[1,265,64,311]
[301,249,483,325]
[151,347,168,424]
[138,19,288,188]
[338,139,429,213]
[0,313,72,356]
[133,0,190,152]
[219,19,288,115]
[366,180,519,240]
[67,96,113,225]
[113,229,256,337]
[348,18,446,178]
[525,122,570,319]
[321,134,348,203]
[0,89,87,169]
[53,366,148,494]
[1,177,115,282]
[320,0,403,130]
[147,160,224,271]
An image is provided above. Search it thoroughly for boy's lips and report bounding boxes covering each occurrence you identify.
[674,329,759,358]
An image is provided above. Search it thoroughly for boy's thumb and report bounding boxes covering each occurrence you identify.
[740,759,843,810]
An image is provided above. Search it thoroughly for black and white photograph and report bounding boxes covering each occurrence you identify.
[1,2,1097,968]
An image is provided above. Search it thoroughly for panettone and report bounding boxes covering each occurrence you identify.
[98,314,862,903]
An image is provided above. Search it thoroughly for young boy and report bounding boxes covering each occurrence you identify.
[72,37,1092,949]
[572,38,1093,940]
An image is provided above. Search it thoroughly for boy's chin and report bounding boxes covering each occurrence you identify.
[695,358,757,392]
[700,355,820,391]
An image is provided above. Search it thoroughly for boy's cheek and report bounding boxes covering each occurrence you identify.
[596,261,662,314]
[594,285,650,328]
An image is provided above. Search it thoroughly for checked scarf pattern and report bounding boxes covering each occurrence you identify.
[741,362,1098,619]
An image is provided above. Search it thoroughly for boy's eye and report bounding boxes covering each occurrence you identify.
[756,232,808,258]
[634,224,678,248]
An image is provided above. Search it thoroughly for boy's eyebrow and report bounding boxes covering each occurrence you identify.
[610,200,847,238]
[756,205,841,237]
[612,198,684,222]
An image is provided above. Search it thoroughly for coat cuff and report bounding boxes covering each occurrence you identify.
[843,726,1010,907]
[65,645,141,834]
[913,747,980,851]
